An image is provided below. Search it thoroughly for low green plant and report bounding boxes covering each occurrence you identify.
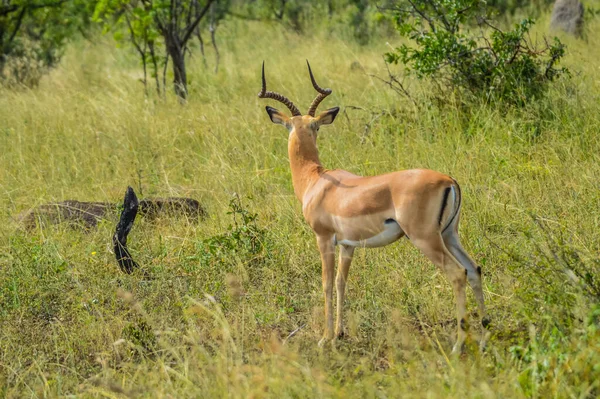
[198,194,268,268]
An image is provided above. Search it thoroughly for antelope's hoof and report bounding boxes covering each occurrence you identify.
[335,329,346,339]
[482,317,491,329]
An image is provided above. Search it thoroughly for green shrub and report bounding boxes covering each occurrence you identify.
[197,194,268,269]
[0,0,95,87]
[384,0,568,106]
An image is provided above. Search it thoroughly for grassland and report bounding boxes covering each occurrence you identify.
[1,14,600,398]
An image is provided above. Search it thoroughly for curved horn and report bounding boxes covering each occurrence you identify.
[258,62,301,116]
[306,60,332,117]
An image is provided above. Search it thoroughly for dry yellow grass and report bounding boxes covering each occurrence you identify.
[1,16,599,398]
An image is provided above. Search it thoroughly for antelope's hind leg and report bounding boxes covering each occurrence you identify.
[335,245,355,338]
[409,233,469,354]
[442,225,490,351]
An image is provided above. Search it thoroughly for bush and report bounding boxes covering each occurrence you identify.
[198,195,268,269]
[383,0,569,106]
[0,0,95,87]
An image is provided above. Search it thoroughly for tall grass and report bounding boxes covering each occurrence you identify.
[1,16,599,398]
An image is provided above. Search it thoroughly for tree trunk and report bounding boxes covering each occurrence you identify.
[166,37,187,101]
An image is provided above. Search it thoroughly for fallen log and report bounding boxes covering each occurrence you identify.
[17,194,206,231]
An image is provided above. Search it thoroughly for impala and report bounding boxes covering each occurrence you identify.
[258,62,489,353]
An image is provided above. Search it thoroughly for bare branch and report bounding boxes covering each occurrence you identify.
[283,324,306,344]
[124,14,148,93]
[196,28,208,67]
[162,53,169,98]
[6,6,27,48]
[209,2,219,74]
[148,40,161,95]
[181,0,216,46]
[370,58,418,106]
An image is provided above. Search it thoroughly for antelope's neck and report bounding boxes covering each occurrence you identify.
[288,134,323,202]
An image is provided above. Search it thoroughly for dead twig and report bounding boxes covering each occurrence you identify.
[369,58,418,106]
[283,324,306,345]
[343,105,389,144]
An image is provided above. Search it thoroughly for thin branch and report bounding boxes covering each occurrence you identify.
[478,17,503,33]
[170,0,177,36]
[344,105,387,144]
[125,14,148,93]
[148,40,161,96]
[193,0,208,67]
[185,0,195,27]
[406,0,436,32]
[162,53,169,98]
[370,58,418,106]
[0,5,19,17]
[196,28,208,67]
[209,2,219,74]
[282,324,305,344]
[181,0,215,46]
[274,0,287,19]
[6,6,27,48]
[427,0,453,33]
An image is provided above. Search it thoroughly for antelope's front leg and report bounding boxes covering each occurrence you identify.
[316,234,335,347]
[335,245,354,338]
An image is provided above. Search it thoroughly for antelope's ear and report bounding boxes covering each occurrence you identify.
[265,106,290,127]
[314,107,339,126]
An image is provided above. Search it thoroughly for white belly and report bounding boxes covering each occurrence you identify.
[334,219,403,248]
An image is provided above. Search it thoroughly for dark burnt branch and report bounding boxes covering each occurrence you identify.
[113,186,140,274]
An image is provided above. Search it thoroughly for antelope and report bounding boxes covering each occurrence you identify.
[258,61,489,353]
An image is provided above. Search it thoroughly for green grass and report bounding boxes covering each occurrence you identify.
[1,16,600,398]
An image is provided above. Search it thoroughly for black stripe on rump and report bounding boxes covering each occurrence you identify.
[438,186,451,226]
[442,180,462,233]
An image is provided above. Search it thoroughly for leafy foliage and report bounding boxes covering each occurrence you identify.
[0,0,95,86]
[384,0,568,106]
[94,0,220,99]
[198,194,268,268]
